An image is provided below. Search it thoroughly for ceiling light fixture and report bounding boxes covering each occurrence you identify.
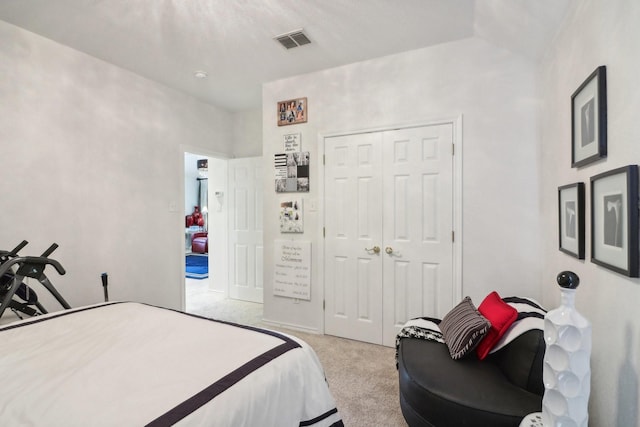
[194,70,208,79]
[274,29,311,49]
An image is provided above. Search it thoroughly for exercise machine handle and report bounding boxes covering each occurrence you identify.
[9,240,29,257]
[0,240,29,261]
[18,257,66,276]
[40,243,59,258]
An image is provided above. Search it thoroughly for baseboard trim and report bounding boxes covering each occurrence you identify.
[260,318,321,335]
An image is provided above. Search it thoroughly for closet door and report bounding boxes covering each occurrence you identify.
[324,132,384,344]
[381,124,454,346]
[324,123,455,346]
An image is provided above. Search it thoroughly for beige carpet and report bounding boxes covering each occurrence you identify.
[185,279,407,427]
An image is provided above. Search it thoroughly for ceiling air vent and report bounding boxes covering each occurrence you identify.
[274,29,311,49]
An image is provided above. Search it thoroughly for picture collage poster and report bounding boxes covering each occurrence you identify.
[275,151,310,192]
[280,199,303,233]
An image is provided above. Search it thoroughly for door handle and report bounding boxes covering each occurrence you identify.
[365,246,380,254]
[385,247,394,255]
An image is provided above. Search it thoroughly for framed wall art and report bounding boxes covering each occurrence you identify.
[590,165,639,277]
[558,182,585,259]
[280,199,304,233]
[274,151,310,192]
[571,65,607,168]
[278,97,307,126]
[283,133,301,152]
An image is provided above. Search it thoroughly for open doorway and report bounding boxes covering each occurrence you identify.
[183,152,228,315]
[182,151,264,320]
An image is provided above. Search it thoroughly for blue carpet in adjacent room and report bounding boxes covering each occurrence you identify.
[186,255,208,279]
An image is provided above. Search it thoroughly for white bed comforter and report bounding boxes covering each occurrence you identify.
[0,302,343,427]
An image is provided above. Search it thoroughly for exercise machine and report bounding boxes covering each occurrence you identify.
[0,241,71,320]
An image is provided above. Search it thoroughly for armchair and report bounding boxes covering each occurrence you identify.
[191,232,208,254]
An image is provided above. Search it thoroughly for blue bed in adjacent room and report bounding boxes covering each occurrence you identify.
[185,254,208,279]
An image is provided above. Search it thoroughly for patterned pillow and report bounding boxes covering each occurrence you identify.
[440,296,491,360]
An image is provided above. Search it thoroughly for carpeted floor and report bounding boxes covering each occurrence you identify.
[185,279,407,426]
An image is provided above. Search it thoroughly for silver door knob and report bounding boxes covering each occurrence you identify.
[365,246,380,254]
[385,247,394,255]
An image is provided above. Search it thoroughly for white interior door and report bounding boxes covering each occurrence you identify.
[324,123,455,346]
[381,125,454,346]
[228,157,264,303]
[324,133,384,343]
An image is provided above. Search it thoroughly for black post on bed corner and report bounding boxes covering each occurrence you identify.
[101,273,109,302]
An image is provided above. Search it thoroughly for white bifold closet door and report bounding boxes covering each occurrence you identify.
[324,124,454,346]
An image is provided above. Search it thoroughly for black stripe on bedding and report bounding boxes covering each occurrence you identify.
[502,296,546,312]
[146,339,301,427]
[502,296,546,321]
[160,303,296,342]
[517,311,545,320]
[299,407,340,426]
[0,301,296,345]
[0,301,122,332]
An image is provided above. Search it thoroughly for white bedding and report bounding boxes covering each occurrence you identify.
[0,302,343,427]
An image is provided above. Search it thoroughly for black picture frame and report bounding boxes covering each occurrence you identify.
[590,165,639,277]
[558,182,585,259]
[571,66,607,168]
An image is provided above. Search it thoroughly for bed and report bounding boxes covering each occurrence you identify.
[0,302,344,426]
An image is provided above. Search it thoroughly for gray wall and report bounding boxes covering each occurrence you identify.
[538,1,640,425]
[0,20,233,310]
[232,109,263,158]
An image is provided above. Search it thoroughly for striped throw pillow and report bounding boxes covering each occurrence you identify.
[440,296,491,360]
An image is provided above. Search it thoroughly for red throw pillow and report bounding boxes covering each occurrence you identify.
[476,291,518,360]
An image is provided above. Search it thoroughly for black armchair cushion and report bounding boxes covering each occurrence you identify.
[398,329,545,427]
[490,329,546,395]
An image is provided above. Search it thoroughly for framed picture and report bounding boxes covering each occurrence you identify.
[274,152,310,192]
[558,182,585,259]
[278,97,307,126]
[283,133,301,152]
[571,66,607,168]
[590,165,639,277]
[279,199,303,233]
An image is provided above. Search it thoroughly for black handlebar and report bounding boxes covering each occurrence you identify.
[0,240,29,261]
[40,243,59,258]
[1,241,59,261]
[26,257,66,276]
[0,256,66,277]
[10,240,29,257]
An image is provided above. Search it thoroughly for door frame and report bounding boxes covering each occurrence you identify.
[318,116,463,334]
[179,145,230,311]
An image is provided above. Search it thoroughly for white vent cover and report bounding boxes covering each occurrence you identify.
[274,29,311,49]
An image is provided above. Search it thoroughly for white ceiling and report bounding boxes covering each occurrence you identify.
[0,0,572,112]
